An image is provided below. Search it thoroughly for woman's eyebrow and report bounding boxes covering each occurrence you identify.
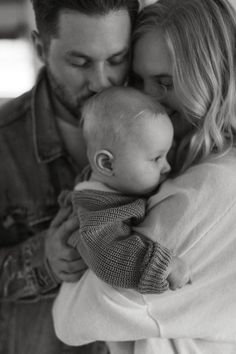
[153,74,172,78]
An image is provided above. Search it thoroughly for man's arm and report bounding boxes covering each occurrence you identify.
[0,207,87,301]
[0,230,57,300]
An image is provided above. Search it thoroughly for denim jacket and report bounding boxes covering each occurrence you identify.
[0,69,84,353]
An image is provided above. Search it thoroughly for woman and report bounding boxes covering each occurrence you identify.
[53,0,236,353]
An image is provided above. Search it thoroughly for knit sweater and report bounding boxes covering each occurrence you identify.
[62,181,172,293]
[53,149,236,354]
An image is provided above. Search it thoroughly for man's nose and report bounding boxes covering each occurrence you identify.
[88,64,111,93]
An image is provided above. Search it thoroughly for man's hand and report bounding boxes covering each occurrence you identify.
[45,207,87,283]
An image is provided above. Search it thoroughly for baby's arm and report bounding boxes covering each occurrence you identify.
[68,189,190,293]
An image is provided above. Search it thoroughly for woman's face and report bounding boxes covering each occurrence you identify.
[132,29,191,141]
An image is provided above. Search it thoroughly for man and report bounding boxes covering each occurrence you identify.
[0,1,139,353]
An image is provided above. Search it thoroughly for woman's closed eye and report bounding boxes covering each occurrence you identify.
[153,76,173,90]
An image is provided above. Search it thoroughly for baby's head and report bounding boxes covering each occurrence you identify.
[82,87,173,196]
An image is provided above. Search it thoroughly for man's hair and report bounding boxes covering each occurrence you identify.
[31,0,139,39]
[133,0,236,171]
[82,86,166,157]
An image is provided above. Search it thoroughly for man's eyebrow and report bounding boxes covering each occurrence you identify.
[65,47,129,59]
[109,48,129,58]
[65,50,90,59]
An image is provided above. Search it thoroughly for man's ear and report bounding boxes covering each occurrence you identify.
[94,150,114,176]
[31,30,47,63]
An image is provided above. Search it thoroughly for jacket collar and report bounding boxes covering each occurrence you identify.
[32,68,65,163]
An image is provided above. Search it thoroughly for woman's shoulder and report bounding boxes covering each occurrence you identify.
[142,149,236,253]
[149,149,236,208]
[187,149,236,189]
[181,149,236,188]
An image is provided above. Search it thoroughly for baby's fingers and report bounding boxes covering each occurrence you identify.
[167,256,191,290]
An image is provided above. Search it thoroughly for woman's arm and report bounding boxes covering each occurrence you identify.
[53,157,236,345]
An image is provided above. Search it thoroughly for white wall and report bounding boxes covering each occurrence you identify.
[229,0,236,9]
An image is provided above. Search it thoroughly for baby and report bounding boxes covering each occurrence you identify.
[58,86,190,293]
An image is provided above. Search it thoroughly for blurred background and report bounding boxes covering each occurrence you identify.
[0,0,40,105]
[0,0,236,105]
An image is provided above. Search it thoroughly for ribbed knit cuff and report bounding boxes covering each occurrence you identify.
[138,242,173,294]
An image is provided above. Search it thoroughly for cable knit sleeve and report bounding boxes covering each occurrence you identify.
[67,189,172,294]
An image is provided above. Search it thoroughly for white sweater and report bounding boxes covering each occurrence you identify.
[53,150,236,354]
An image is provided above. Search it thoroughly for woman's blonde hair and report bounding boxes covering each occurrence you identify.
[133,0,236,171]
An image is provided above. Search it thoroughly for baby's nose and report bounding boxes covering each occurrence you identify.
[163,160,171,174]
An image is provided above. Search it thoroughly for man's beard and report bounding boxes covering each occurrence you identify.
[46,69,85,117]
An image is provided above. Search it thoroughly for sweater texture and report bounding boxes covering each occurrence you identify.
[61,184,172,293]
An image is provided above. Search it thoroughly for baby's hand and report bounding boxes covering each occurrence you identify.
[167,256,191,290]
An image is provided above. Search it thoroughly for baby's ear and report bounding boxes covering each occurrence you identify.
[94,150,114,176]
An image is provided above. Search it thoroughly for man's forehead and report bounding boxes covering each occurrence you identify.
[54,9,131,57]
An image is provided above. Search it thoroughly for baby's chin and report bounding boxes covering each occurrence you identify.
[123,185,159,198]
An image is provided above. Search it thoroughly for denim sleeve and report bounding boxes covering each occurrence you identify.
[0,230,60,301]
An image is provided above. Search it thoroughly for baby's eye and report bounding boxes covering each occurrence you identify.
[153,156,161,162]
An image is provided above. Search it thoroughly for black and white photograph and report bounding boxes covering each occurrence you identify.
[0,1,236,353]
